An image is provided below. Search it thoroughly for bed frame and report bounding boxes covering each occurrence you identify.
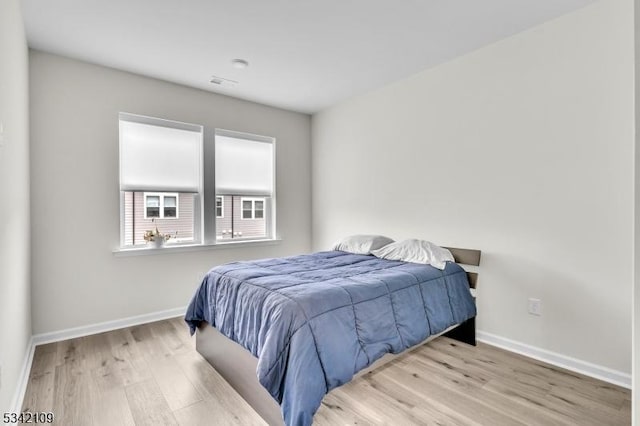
[196,247,481,425]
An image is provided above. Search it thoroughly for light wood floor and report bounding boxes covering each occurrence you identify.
[22,318,630,425]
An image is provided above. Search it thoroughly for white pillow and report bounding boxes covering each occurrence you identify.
[371,239,454,270]
[333,234,394,255]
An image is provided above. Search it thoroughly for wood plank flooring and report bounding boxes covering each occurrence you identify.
[22,318,265,426]
[22,318,630,425]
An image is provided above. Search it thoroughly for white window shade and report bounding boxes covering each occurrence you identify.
[215,134,274,196]
[120,119,203,192]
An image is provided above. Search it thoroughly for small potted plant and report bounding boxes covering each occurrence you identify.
[144,219,172,248]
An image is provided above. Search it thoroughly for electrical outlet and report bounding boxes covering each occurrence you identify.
[528,298,542,316]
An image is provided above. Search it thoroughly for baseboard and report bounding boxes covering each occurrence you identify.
[477,330,631,389]
[9,336,35,413]
[31,306,187,346]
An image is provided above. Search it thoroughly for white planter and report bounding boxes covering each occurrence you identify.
[151,238,164,248]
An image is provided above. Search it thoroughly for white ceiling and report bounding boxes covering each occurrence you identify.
[22,0,595,114]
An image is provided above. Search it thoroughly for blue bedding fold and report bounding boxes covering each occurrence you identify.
[185,251,476,425]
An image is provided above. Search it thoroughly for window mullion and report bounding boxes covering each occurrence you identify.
[202,127,217,244]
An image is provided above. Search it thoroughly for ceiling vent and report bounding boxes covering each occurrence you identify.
[210,76,238,87]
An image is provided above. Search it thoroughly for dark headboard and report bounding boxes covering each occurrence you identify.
[443,247,481,289]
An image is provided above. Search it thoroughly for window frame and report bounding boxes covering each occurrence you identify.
[118,114,277,251]
[119,113,203,249]
[210,128,276,243]
[144,192,180,219]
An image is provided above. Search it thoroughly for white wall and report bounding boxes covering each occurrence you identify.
[0,0,31,412]
[29,51,311,334]
[312,0,633,374]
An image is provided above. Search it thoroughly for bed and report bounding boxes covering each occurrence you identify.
[185,246,480,426]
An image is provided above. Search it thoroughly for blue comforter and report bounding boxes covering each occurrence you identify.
[185,251,476,425]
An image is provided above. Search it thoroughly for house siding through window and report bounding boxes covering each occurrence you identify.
[216,195,266,240]
[123,192,194,245]
[123,193,265,245]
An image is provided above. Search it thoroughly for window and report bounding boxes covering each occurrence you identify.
[164,195,177,217]
[145,195,160,218]
[241,197,265,219]
[255,200,264,219]
[119,113,202,247]
[216,196,224,218]
[144,192,178,219]
[242,199,251,219]
[119,113,276,249]
[215,129,275,241]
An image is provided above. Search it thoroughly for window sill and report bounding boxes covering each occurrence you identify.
[113,238,282,257]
